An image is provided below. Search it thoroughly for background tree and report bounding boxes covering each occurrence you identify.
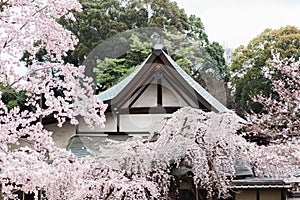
[242,55,300,182]
[93,33,152,92]
[59,0,229,105]
[244,54,300,141]
[58,0,190,66]
[0,85,28,111]
[93,29,230,107]
[230,26,300,114]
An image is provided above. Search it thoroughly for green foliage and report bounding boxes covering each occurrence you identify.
[234,68,271,114]
[187,15,209,45]
[230,26,300,114]
[0,1,8,12]
[142,0,190,31]
[94,34,151,92]
[59,0,190,66]
[0,85,28,110]
[165,32,229,86]
[95,58,131,92]
[59,0,229,100]
[205,42,229,82]
[95,31,229,100]
[20,46,48,67]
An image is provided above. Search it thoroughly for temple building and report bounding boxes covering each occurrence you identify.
[43,45,297,200]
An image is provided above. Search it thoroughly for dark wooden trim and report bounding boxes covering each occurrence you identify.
[75,123,79,135]
[281,189,286,200]
[129,81,152,108]
[128,70,156,101]
[118,106,180,114]
[159,53,213,110]
[107,50,214,111]
[257,189,260,200]
[161,66,199,105]
[165,68,212,110]
[76,131,149,135]
[111,55,158,107]
[116,112,120,133]
[162,67,199,105]
[117,68,157,108]
[157,77,162,106]
[0,184,2,200]
[162,74,195,107]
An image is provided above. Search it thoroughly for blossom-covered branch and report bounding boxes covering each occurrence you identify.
[0,0,108,198]
[98,107,253,198]
[246,54,300,139]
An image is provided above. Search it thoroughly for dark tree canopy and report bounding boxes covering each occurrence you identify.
[230,26,300,114]
[59,0,229,105]
[58,0,190,66]
[0,84,28,111]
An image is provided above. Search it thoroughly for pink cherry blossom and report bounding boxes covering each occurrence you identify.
[246,54,299,138]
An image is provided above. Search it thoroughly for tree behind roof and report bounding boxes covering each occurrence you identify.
[230,26,300,115]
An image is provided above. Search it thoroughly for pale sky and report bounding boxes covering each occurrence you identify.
[175,0,300,49]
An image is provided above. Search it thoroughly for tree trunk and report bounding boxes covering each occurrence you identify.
[0,184,3,200]
[195,185,199,200]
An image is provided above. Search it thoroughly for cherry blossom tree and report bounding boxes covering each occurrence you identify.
[98,107,254,199]
[98,106,300,199]
[240,54,300,191]
[0,0,110,199]
[1,0,299,199]
[0,1,249,198]
[245,54,300,140]
[252,138,300,179]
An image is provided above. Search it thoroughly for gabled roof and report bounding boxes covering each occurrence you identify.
[98,49,230,113]
[97,54,151,102]
[163,52,229,113]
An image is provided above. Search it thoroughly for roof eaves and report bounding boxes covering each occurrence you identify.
[97,54,152,102]
[162,51,229,113]
[162,52,246,123]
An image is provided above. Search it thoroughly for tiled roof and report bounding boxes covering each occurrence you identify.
[231,179,291,189]
[98,50,229,112]
[162,51,229,113]
[97,50,245,122]
[97,54,151,102]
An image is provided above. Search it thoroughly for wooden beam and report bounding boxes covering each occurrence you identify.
[157,77,162,106]
[116,112,120,133]
[111,55,159,108]
[118,107,180,114]
[76,131,149,135]
[129,82,152,108]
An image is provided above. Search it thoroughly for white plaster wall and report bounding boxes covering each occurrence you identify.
[78,112,117,132]
[260,189,281,200]
[8,122,75,150]
[132,84,157,107]
[235,189,256,200]
[120,114,171,132]
[45,121,76,149]
[162,85,183,107]
[161,79,197,107]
